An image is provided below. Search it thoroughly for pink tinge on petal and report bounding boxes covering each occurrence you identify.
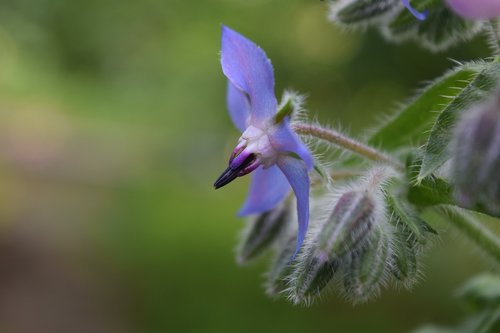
[446,0,500,19]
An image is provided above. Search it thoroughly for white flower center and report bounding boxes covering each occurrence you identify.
[239,125,278,168]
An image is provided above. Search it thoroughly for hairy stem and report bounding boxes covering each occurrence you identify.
[292,123,404,170]
[439,205,500,263]
[486,19,500,56]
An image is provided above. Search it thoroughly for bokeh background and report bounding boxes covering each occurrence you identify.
[0,0,496,332]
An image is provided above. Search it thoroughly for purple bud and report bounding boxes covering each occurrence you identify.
[452,92,500,215]
[445,0,500,19]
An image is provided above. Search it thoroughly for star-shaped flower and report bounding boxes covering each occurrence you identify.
[214,26,314,256]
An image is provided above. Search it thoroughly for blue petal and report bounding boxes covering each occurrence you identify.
[227,82,250,132]
[270,120,314,170]
[238,165,290,216]
[401,0,428,20]
[221,25,277,125]
[276,156,310,258]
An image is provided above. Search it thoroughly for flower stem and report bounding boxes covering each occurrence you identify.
[439,205,500,263]
[292,123,404,170]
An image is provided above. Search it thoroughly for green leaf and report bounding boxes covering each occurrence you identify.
[458,274,500,308]
[418,61,500,181]
[368,62,485,151]
[383,0,483,51]
[332,0,399,26]
[407,176,453,207]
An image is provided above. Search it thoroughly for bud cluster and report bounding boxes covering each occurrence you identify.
[327,0,484,52]
[234,166,438,305]
[285,168,392,304]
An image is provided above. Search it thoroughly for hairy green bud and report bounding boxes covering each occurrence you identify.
[237,202,290,264]
[343,226,392,303]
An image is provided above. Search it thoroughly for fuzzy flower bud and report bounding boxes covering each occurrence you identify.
[342,226,392,303]
[445,0,500,19]
[317,191,377,258]
[237,202,291,264]
[265,235,297,297]
[288,168,390,304]
[452,92,500,216]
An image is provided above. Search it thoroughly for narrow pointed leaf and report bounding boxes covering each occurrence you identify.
[419,60,500,180]
[368,62,485,151]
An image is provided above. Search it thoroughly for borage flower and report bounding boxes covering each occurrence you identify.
[214,26,313,256]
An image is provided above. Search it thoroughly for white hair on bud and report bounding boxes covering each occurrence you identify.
[328,0,402,31]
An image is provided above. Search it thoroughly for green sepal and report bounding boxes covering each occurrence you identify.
[274,98,294,125]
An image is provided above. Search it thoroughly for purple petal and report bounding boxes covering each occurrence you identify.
[270,120,314,170]
[238,165,290,216]
[227,82,250,132]
[276,156,310,257]
[446,0,500,19]
[221,25,277,125]
[401,0,428,21]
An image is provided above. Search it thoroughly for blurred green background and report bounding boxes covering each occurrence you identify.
[0,0,496,332]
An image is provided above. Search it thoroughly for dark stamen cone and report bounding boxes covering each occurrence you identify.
[214,154,256,189]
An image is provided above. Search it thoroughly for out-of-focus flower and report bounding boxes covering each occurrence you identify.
[445,0,500,19]
[214,26,314,256]
[452,91,500,215]
[401,0,428,21]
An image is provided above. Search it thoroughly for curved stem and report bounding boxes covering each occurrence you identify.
[292,123,404,171]
[438,205,500,263]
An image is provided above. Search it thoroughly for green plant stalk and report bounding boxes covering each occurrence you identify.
[439,205,500,263]
[292,123,404,171]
